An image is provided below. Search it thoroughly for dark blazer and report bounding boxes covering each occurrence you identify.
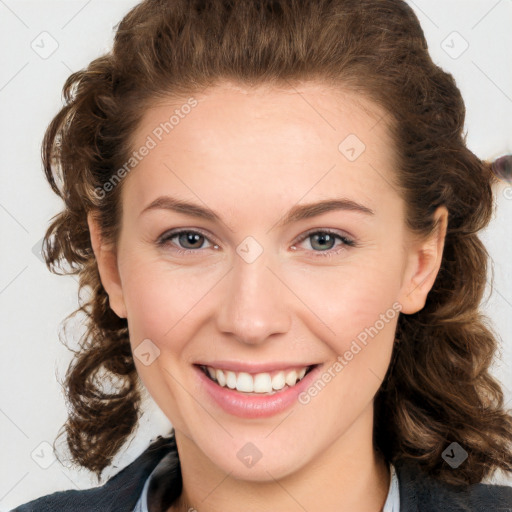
[10,432,512,511]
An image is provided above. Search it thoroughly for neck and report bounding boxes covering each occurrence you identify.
[169,404,390,512]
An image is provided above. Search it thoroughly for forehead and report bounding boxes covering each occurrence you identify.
[123,80,399,217]
[134,80,390,149]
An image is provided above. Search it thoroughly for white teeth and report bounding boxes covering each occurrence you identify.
[271,372,286,390]
[215,368,226,387]
[285,370,298,387]
[225,370,237,389]
[203,365,311,394]
[236,372,253,392]
[253,373,272,392]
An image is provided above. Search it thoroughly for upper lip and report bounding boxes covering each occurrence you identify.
[194,361,320,373]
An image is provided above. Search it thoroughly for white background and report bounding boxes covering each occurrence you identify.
[1,0,511,509]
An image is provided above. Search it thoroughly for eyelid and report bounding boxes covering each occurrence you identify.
[157,227,218,247]
[157,228,356,252]
[292,227,355,245]
[157,227,357,257]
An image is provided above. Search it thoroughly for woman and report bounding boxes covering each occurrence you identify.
[11,0,512,511]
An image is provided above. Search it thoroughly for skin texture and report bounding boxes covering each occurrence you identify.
[88,81,448,512]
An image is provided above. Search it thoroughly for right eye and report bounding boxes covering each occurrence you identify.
[157,229,219,256]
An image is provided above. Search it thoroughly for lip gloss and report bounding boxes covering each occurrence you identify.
[194,364,322,418]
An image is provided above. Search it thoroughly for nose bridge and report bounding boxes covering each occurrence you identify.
[215,236,291,344]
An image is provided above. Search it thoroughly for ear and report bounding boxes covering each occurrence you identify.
[87,211,127,319]
[397,206,448,315]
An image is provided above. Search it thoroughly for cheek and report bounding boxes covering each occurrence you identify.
[119,255,220,345]
[286,254,403,356]
[294,262,401,408]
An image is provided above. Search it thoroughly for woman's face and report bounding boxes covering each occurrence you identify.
[89,81,447,481]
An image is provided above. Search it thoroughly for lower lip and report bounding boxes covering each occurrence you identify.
[194,364,322,419]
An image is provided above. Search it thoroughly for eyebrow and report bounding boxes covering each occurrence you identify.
[139,195,375,228]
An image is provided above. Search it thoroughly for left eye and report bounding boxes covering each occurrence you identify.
[156,229,356,257]
[293,229,356,255]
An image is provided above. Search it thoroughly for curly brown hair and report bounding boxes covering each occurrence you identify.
[41,0,512,487]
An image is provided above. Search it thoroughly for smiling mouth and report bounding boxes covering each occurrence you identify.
[197,364,318,395]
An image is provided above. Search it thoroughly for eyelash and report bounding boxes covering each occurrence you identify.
[156,228,356,258]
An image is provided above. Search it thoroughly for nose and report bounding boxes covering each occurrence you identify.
[215,247,292,345]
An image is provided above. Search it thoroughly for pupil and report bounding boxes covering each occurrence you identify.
[313,233,334,250]
[181,232,202,248]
